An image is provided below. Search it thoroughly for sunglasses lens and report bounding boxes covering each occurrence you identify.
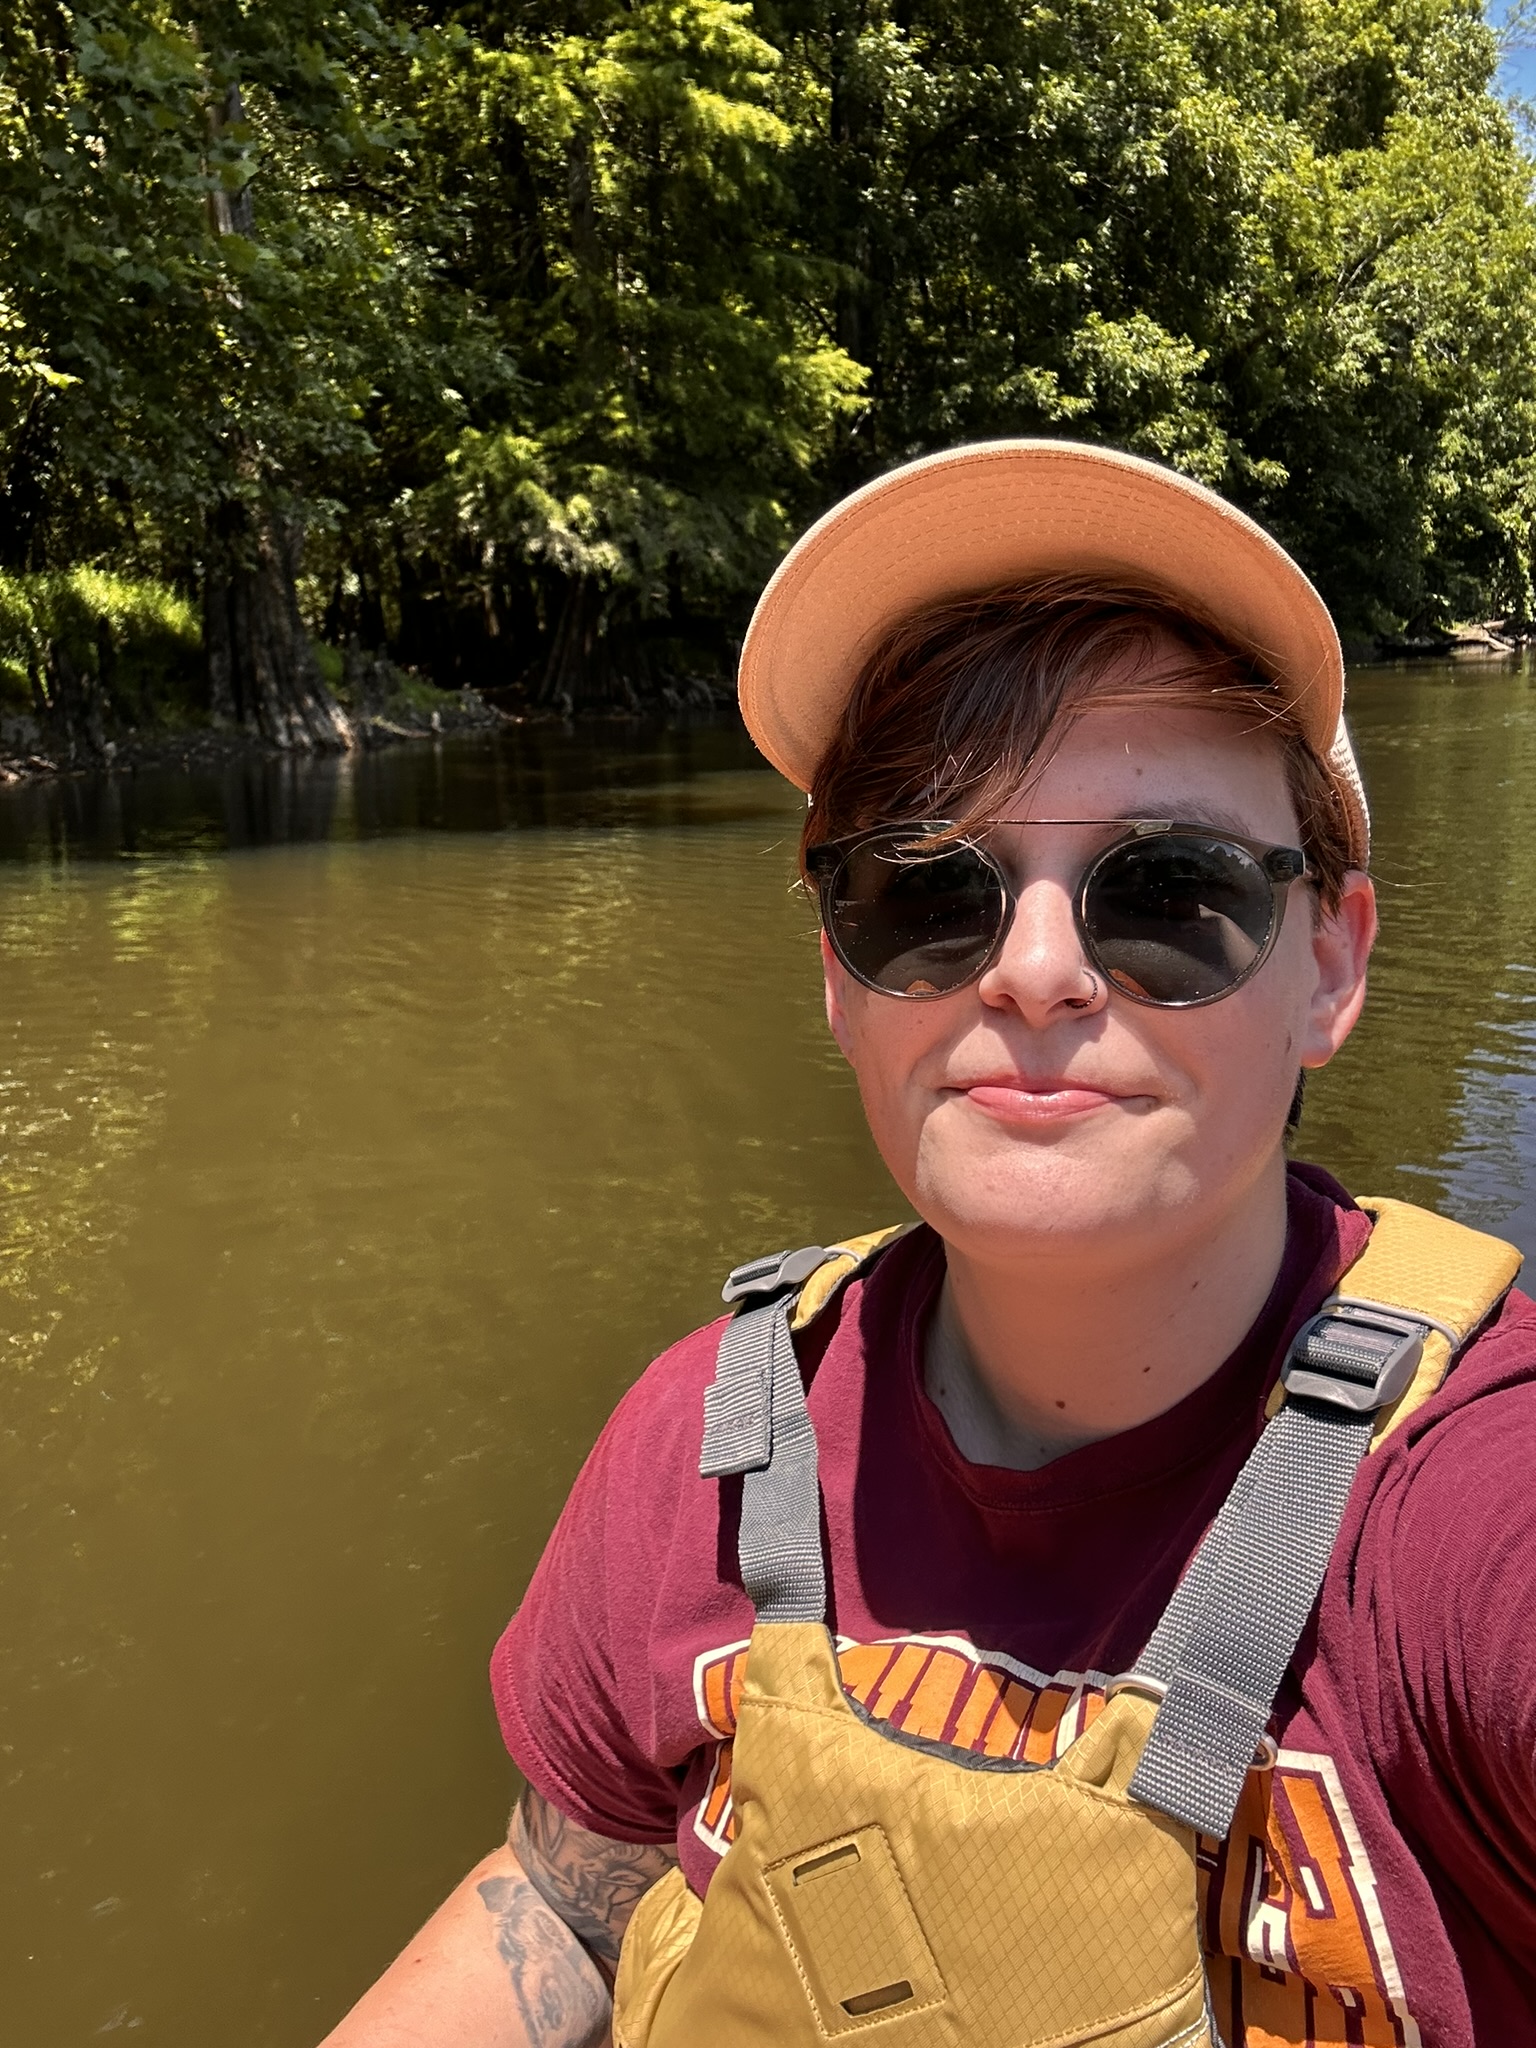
[828,834,1005,996]
[1083,835,1276,1004]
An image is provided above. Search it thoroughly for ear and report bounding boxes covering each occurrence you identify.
[1298,872,1377,1069]
[821,930,856,1061]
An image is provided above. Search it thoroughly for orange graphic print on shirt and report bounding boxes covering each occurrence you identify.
[690,1633,1421,2048]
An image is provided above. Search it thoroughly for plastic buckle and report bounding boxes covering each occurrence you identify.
[1281,1300,1428,1414]
[721,1244,828,1306]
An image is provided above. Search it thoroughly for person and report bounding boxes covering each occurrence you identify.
[319,442,1536,2048]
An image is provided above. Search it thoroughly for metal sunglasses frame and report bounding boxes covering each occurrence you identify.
[804,817,1311,1008]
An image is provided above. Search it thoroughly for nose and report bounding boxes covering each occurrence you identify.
[976,870,1102,1024]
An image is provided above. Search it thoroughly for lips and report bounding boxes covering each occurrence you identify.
[957,1077,1132,1126]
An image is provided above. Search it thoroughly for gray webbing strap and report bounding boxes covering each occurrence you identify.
[699,1297,825,1623]
[699,1295,776,1477]
[1132,1451,1265,1694]
[1128,1296,1444,1839]
[1127,1398,1373,1837]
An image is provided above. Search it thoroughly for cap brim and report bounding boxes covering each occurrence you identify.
[739,439,1368,863]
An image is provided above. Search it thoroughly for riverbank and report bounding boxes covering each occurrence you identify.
[1,634,1527,792]
[0,684,514,788]
[0,704,769,862]
[1369,624,1534,661]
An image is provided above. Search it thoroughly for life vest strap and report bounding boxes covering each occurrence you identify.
[700,1200,1523,1843]
[700,1231,907,1622]
[1125,1387,1386,1836]
[1126,1198,1522,1839]
[701,1295,825,1622]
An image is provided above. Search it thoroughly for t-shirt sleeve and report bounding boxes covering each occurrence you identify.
[1368,1306,1536,1964]
[490,1319,732,1845]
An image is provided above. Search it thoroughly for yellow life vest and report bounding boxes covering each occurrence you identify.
[612,1200,1522,2048]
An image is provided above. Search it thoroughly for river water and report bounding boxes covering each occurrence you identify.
[2,663,1533,2045]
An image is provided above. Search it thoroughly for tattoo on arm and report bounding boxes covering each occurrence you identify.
[477,1873,611,2048]
[512,1786,680,1975]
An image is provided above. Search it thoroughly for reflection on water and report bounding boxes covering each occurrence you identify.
[0,719,765,861]
[0,667,1532,2045]
[0,744,887,2048]
[1304,660,1536,1258]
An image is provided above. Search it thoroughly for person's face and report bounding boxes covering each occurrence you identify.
[821,699,1377,1268]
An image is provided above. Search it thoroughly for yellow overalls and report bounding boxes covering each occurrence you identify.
[613,1202,1521,2048]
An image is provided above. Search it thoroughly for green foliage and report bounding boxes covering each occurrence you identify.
[765,0,1536,630]
[0,570,200,710]
[0,0,494,571]
[311,641,345,694]
[381,0,863,701]
[2,0,1535,714]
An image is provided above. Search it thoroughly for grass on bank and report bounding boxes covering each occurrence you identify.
[0,574,463,737]
[0,570,203,722]
[313,642,465,721]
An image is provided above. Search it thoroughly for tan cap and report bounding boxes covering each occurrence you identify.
[739,439,1369,864]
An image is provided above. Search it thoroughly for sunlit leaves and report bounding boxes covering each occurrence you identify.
[2,0,1533,687]
[400,0,864,628]
[0,0,477,579]
[771,0,1536,630]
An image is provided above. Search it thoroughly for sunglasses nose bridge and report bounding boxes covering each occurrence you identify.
[980,866,1098,1009]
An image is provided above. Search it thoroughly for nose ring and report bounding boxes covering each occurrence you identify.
[1065,969,1101,1013]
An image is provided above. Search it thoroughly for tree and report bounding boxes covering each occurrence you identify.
[0,0,479,742]
[760,0,1536,631]
[384,0,864,708]
[4,0,1534,722]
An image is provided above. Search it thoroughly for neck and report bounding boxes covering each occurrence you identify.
[926,1158,1291,1471]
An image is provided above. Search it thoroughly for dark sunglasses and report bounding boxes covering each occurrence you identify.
[805,819,1310,1008]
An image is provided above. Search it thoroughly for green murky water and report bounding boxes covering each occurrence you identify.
[2,667,1534,2045]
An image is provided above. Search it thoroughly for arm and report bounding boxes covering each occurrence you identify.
[318,1788,678,2048]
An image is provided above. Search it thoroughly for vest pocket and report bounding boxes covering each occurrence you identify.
[763,1824,948,2034]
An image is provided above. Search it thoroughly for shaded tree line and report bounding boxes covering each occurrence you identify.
[2,0,1535,740]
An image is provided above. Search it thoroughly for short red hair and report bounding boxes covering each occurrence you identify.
[801,577,1355,912]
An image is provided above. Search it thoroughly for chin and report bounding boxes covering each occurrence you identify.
[908,1127,1204,1262]
[922,1191,1179,1266]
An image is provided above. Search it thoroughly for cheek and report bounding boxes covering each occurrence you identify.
[1180,956,1313,1118]
[1128,920,1315,1112]
[839,992,952,1136]
[1260,904,1324,1048]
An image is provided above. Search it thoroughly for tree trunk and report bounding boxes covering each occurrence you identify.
[204,502,352,751]
[0,389,56,573]
[198,77,348,752]
[41,639,110,762]
[207,83,255,239]
[536,576,646,714]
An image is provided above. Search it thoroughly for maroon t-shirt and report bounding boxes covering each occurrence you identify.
[493,1166,1536,2045]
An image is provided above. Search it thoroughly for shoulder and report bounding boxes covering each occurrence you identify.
[488,1230,926,1834]
[1351,1288,1536,1735]
[589,1224,934,1486]
[488,1310,741,1837]
[585,1313,729,1499]
[496,1308,738,1672]
[1363,1284,1536,1535]
[1386,1281,1536,1468]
